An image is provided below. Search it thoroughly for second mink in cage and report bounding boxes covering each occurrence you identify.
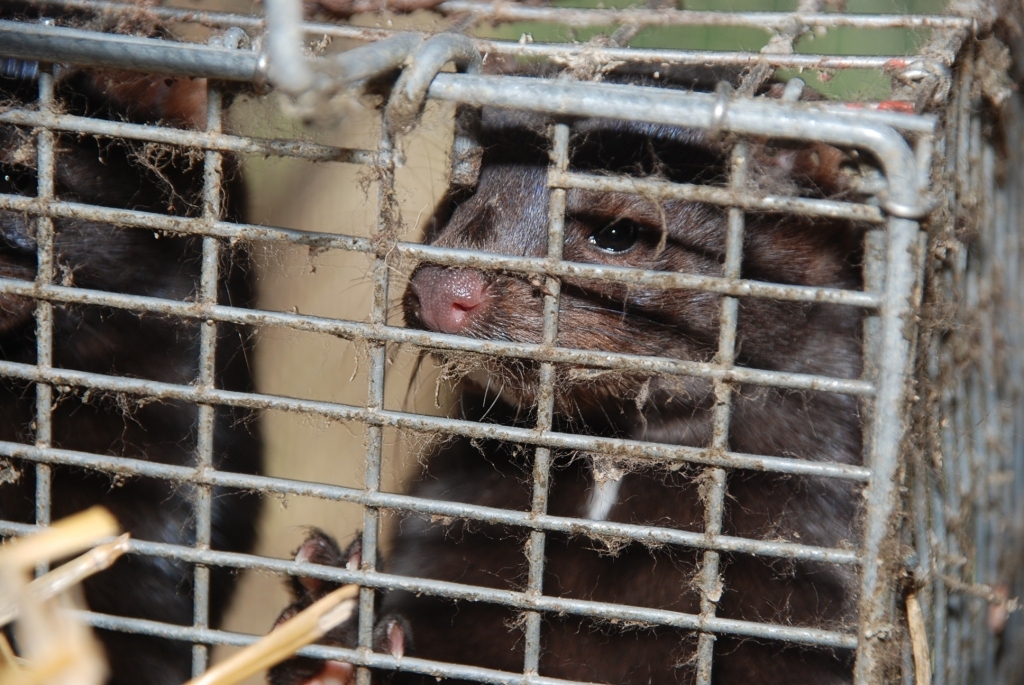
[0,58,261,685]
[271,99,867,685]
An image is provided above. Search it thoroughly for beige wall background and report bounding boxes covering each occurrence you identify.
[211,42,455,679]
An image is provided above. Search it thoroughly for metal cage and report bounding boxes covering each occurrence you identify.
[0,1,1020,684]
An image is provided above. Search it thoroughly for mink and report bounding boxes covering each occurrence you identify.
[270,100,866,685]
[0,57,261,685]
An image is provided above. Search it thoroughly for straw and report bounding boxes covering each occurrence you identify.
[0,508,119,572]
[0,534,131,627]
[186,584,360,685]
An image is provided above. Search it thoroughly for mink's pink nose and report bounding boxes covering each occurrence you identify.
[409,266,489,334]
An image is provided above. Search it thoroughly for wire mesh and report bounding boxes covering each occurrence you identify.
[0,1,1019,684]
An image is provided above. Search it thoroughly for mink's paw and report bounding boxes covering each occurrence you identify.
[267,530,411,685]
[267,614,411,685]
[287,528,362,606]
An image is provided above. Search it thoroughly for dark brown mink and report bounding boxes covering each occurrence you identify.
[0,57,261,685]
[270,104,867,685]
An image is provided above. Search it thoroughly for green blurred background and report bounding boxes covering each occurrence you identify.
[474,0,949,98]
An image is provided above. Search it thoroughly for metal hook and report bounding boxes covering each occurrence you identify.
[384,34,482,138]
[877,191,942,220]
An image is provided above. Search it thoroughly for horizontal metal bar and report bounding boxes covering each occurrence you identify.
[0,277,876,395]
[0,193,370,249]
[0,13,953,123]
[436,2,974,31]
[0,19,261,81]
[408,243,880,308]
[0,366,871,478]
[0,520,855,648]
[15,1,968,75]
[427,74,927,215]
[551,170,886,224]
[0,440,863,562]
[68,609,604,685]
[0,194,881,309]
[495,43,951,80]
[0,108,371,164]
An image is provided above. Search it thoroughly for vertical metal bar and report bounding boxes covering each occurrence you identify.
[33,68,56,577]
[911,132,937,649]
[945,49,974,685]
[191,83,225,678]
[263,0,313,95]
[1010,100,1024,685]
[949,370,969,685]
[975,133,998,685]
[522,122,568,678]
[854,211,924,685]
[694,141,748,685]
[355,111,394,685]
[931,71,966,685]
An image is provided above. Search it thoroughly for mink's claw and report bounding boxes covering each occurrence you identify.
[269,531,412,685]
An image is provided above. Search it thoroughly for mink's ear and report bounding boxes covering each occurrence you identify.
[424,186,476,243]
[80,71,209,128]
[755,141,855,198]
[755,82,856,197]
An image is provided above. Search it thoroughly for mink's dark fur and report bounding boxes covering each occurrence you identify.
[0,62,261,685]
[270,103,866,685]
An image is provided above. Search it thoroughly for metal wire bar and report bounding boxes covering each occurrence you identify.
[0,439,862,564]
[0,193,883,308]
[694,141,750,685]
[81,545,852,649]
[0,19,939,201]
[10,2,969,74]
[69,609,606,685]
[433,1,974,31]
[0,361,872,478]
[940,51,973,681]
[522,122,568,677]
[852,218,923,683]
[427,74,931,218]
[0,107,372,163]
[2,515,862,648]
[0,511,867,652]
[0,277,875,397]
[550,170,887,224]
[32,68,56,577]
[352,112,396,685]
[0,19,262,81]
[264,0,312,94]
[189,79,226,677]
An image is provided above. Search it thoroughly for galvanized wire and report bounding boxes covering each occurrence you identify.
[32,67,56,578]
[694,140,750,685]
[1,4,1015,685]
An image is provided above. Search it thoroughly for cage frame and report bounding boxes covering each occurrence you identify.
[0,2,1016,685]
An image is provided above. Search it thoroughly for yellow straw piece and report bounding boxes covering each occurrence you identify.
[0,534,131,627]
[186,584,360,685]
[0,508,119,571]
[0,590,107,685]
[906,591,931,685]
[0,633,19,671]
[0,648,75,685]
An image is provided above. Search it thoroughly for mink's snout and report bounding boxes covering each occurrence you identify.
[406,265,490,335]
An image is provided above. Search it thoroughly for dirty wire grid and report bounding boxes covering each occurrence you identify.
[0,2,1017,685]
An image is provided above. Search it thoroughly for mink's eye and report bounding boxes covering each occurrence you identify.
[589,219,641,253]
